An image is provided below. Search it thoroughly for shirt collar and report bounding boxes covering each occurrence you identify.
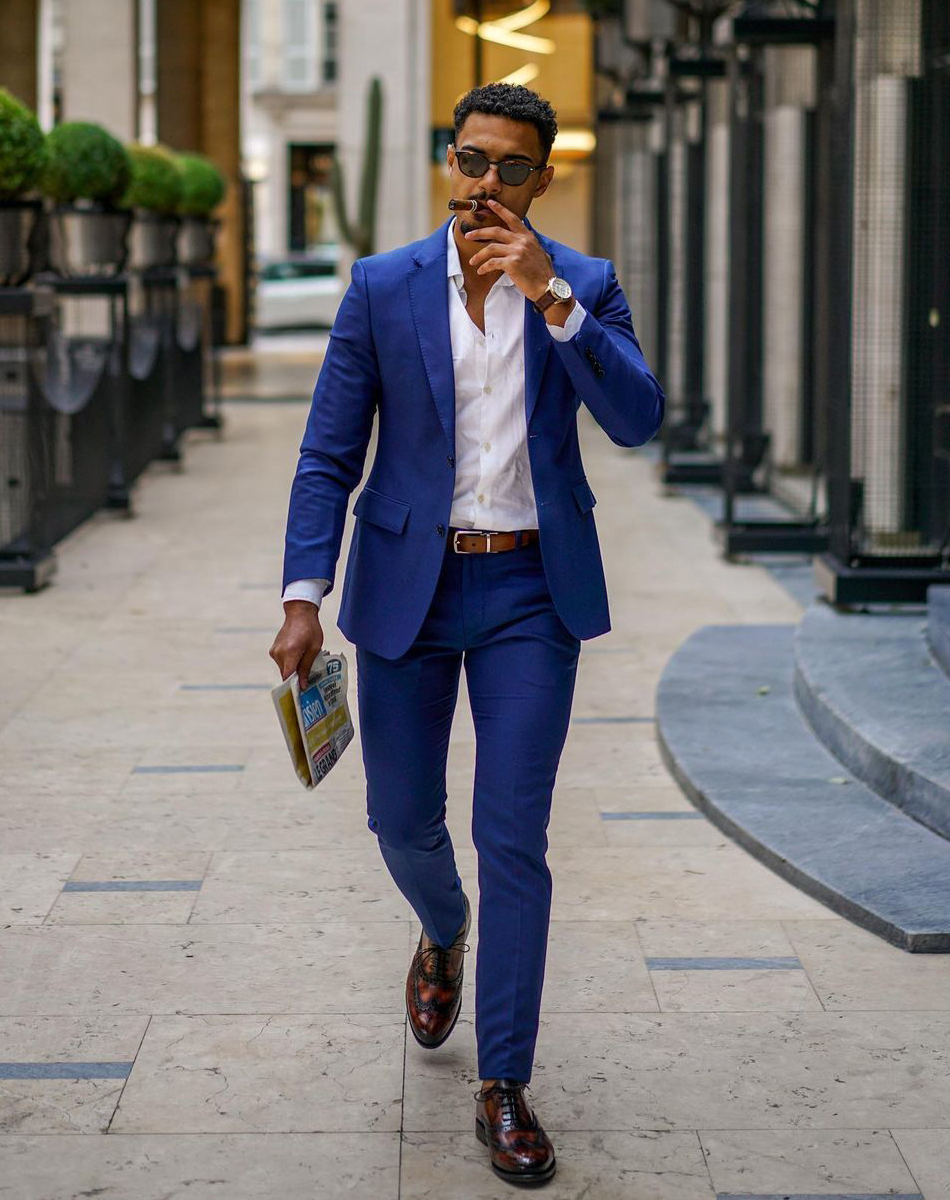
[446,216,515,288]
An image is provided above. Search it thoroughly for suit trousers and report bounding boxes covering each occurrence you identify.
[355,535,581,1083]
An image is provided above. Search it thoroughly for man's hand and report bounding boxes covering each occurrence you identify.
[464,198,566,308]
[269,600,324,690]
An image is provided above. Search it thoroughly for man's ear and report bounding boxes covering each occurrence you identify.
[533,164,554,200]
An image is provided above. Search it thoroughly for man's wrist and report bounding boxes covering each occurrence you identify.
[283,598,320,616]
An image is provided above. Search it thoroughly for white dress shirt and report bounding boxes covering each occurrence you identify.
[282,217,587,608]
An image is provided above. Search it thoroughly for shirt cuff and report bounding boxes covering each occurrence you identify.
[282,578,331,608]
[546,299,587,342]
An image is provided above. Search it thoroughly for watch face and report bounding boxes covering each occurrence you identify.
[551,277,572,300]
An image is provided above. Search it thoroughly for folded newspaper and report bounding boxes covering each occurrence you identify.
[271,649,354,788]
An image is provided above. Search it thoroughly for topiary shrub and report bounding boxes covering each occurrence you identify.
[122,143,183,214]
[41,121,131,206]
[175,153,227,218]
[0,87,46,200]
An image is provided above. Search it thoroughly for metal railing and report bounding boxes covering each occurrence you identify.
[0,254,220,590]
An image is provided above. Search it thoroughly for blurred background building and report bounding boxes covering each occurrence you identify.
[0,0,947,603]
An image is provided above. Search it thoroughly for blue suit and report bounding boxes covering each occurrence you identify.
[282,216,664,660]
[282,216,664,1083]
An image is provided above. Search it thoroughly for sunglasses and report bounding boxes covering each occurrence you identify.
[450,145,546,188]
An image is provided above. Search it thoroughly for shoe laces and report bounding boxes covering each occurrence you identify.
[416,939,470,985]
[473,1081,535,1125]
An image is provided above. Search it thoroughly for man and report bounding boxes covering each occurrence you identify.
[270,83,663,1187]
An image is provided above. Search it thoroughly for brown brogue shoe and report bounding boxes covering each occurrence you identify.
[474,1079,556,1187]
[406,891,471,1049]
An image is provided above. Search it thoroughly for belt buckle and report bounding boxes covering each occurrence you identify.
[453,529,492,553]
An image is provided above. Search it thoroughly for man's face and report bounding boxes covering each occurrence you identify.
[447,112,554,236]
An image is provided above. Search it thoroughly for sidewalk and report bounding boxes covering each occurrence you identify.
[2,363,949,1197]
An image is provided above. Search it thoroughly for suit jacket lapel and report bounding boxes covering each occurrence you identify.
[408,219,455,452]
[523,221,555,429]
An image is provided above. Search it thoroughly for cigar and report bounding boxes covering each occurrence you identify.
[448,198,480,211]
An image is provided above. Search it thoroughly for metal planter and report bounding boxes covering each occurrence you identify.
[128,213,181,271]
[47,204,132,278]
[0,199,42,286]
[177,217,219,267]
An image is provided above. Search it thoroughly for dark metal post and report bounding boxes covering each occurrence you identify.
[723,45,765,529]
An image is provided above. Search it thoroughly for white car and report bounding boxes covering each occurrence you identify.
[254,250,344,330]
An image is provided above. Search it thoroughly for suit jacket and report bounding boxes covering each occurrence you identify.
[282,214,665,660]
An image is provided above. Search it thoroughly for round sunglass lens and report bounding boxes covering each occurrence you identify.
[458,151,488,177]
[500,163,531,185]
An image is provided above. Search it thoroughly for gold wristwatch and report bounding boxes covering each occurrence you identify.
[533,275,573,314]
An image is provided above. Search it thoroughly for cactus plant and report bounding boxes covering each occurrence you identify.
[41,121,130,206]
[122,143,183,214]
[0,88,46,200]
[330,76,382,259]
[175,152,227,217]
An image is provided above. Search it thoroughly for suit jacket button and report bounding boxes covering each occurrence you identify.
[447,455,455,467]
[437,524,445,536]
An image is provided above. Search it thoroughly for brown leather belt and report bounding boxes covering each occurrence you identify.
[450,528,539,554]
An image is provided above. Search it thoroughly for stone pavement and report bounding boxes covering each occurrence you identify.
[2,344,950,1197]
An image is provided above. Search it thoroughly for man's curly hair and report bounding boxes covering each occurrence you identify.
[452,83,558,163]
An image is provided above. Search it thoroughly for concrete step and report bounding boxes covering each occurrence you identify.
[928,585,950,678]
[793,604,950,841]
[655,624,950,952]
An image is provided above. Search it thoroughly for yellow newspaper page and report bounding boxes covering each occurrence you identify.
[272,650,354,789]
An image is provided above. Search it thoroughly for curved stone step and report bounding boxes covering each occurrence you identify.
[655,623,950,952]
[928,585,950,679]
[793,604,950,841]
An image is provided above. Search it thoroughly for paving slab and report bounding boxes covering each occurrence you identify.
[0,1015,147,1134]
[699,1129,919,1196]
[110,1013,405,1133]
[401,1129,714,1199]
[0,922,412,1015]
[0,1132,401,1199]
[402,1011,950,1132]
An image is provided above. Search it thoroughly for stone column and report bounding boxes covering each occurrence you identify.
[156,0,246,344]
[61,0,138,138]
[619,116,658,368]
[0,0,39,109]
[761,45,816,470]
[665,103,688,415]
[849,0,921,538]
[703,76,730,448]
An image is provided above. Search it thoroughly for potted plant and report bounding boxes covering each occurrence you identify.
[123,142,183,270]
[175,153,227,267]
[0,87,46,286]
[41,120,132,277]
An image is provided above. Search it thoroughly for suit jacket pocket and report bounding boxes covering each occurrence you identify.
[353,485,411,534]
[571,477,597,514]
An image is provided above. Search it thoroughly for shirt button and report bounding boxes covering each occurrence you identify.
[484,385,492,394]
[437,524,445,536]
[482,441,491,452]
[477,493,485,504]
